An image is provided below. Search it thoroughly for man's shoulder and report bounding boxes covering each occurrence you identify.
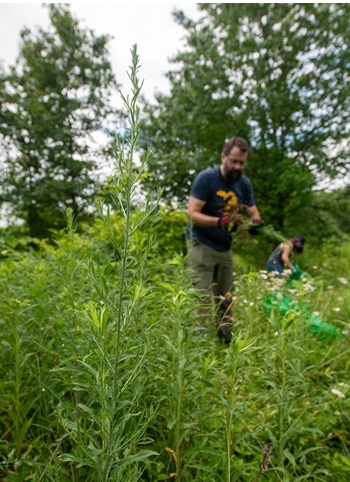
[192,166,220,186]
[197,166,219,178]
[191,166,220,199]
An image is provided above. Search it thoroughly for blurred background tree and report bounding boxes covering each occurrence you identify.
[0,4,118,237]
[1,3,349,243]
[141,3,350,232]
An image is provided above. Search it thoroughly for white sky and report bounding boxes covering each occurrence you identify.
[0,2,201,103]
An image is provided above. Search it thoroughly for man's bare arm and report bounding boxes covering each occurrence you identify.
[187,196,219,227]
[246,205,263,223]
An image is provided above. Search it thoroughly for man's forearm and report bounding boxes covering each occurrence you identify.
[187,211,219,227]
[247,206,262,222]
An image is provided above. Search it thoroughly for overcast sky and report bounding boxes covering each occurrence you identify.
[0,2,201,103]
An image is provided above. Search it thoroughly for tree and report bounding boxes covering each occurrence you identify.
[142,3,350,230]
[0,4,117,237]
[301,186,350,240]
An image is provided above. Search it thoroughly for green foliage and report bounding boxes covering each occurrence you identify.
[0,199,350,481]
[0,4,117,237]
[296,186,350,241]
[52,46,161,482]
[1,43,350,482]
[142,3,350,229]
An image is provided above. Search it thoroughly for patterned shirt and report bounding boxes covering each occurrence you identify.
[186,166,255,252]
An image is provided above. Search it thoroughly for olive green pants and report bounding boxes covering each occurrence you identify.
[186,239,234,343]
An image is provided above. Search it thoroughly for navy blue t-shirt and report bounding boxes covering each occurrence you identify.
[186,166,255,252]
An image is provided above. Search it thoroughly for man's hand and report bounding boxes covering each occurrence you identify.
[217,215,230,230]
[218,213,243,231]
[248,218,264,235]
[251,218,264,225]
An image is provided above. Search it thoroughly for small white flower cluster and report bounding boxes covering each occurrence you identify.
[259,270,268,280]
[331,389,345,398]
[267,277,286,292]
[338,277,349,285]
[331,380,348,399]
[302,282,316,292]
[331,382,348,399]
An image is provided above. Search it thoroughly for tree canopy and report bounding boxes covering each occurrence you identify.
[142,3,350,229]
[0,4,117,236]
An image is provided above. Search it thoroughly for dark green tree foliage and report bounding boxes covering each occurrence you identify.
[142,4,350,228]
[0,5,116,237]
[301,186,350,240]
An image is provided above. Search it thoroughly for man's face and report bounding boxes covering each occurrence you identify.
[221,146,248,181]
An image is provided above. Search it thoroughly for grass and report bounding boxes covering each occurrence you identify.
[1,217,349,481]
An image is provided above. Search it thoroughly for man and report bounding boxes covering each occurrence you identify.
[186,136,263,344]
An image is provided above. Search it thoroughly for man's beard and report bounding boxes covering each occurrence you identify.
[222,165,242,182]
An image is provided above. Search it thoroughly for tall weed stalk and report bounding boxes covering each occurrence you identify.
[55,46,159,481]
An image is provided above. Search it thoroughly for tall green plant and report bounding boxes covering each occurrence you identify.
[0,298,39,478]
[54,46,159,481]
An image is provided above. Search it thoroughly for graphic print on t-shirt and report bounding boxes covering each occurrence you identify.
[216,190,238,215]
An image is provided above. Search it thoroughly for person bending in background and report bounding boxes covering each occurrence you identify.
[185,136,263,345]
[266,236,306,274]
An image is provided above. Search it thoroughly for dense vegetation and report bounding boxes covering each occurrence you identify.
[142,3,350,231]
[1,182,350,481]
[0,4,349,481]
[0,48,349,482]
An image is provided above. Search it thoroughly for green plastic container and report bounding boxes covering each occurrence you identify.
[287,263,313,284]
[288,262,304,281]
[262,291,341,341]
[262,292,300,315]
[306,312,341,341]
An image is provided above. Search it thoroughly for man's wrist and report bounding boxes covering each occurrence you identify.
[217,215,229,228]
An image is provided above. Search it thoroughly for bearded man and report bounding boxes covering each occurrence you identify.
[185,136,263,344]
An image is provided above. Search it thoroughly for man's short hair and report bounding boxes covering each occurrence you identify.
[223,137,250,155]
